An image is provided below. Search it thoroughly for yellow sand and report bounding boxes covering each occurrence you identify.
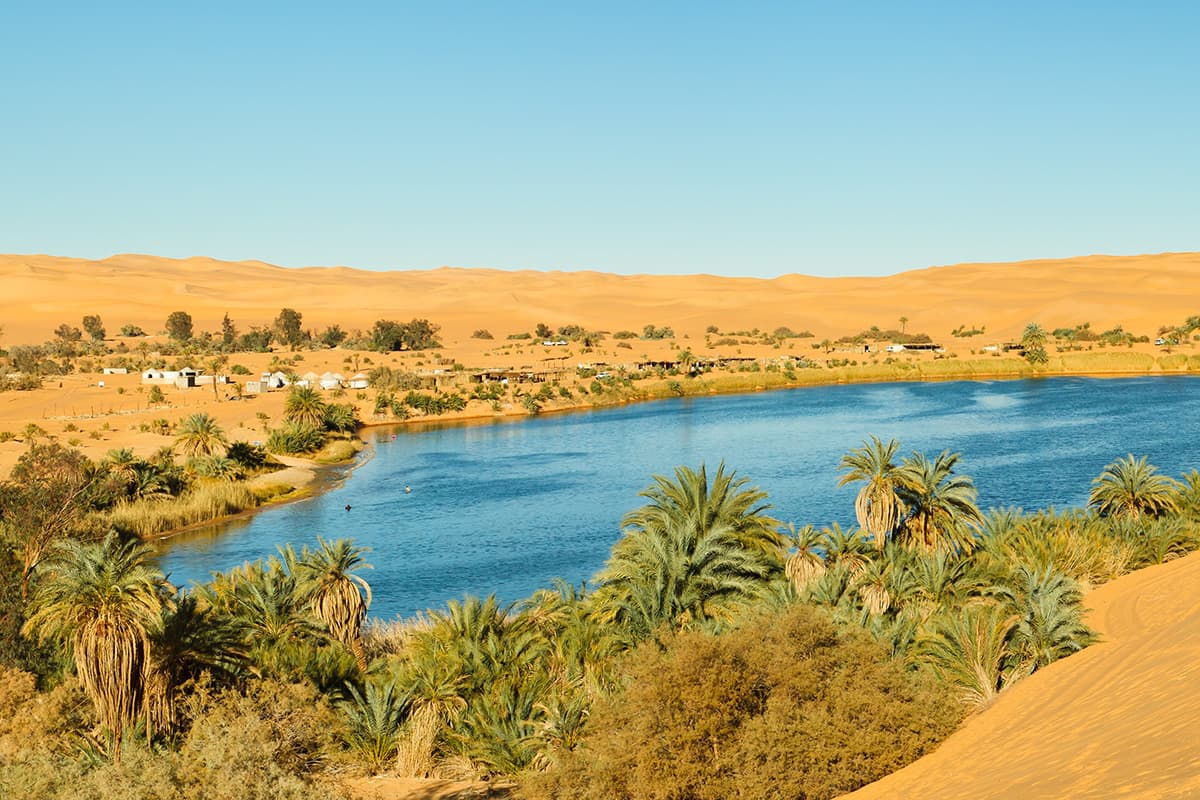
[844,549,1200,800]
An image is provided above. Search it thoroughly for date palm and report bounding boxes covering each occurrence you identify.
[144,594,245,738]
[294,537,373,670]
[996,566,1095,674]
[895,449,983,553]
[22,532,168,758]
[174,412,227,458]
[784,523,826,592]
[1088,454,1181,520]
[838,436,903,549]
[921,603,1017,708]
[597,464,783,634]
[285,385,328,429]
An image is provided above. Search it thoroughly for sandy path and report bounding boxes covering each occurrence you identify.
[844,550,1200,800]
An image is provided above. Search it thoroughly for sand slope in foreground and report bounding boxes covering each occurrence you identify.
[2,251,1199,343]
[844,550,1200,800]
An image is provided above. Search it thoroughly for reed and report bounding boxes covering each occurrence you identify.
[106,481,259,538]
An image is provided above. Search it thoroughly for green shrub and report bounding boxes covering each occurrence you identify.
[267,423,326,455]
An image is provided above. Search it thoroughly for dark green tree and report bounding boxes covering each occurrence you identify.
[165,310,194,341]
[221,313,238,348]
[274,307,306,349]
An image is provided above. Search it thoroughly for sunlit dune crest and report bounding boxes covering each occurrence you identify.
[2,251,1198,344]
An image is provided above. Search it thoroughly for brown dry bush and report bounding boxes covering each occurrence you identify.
[0,676,349,800]
[521,605,960,800]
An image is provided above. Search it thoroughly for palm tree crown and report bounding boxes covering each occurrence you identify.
[285,386,328,429]
[838,435,903,549]
[1088,454,1180,520]
[174,412,228,458]
[597,463,783,635]
[294,537,373,669]
[894,449,982,553]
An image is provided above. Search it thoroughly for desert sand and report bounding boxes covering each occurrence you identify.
[3,251,1199,345]
[844,548,1200,800]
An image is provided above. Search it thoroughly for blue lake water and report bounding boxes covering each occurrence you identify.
[156,376,1200,619]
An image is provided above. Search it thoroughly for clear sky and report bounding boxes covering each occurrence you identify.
[2,1,1196,277]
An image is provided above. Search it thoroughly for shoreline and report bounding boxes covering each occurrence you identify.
[356,360,1200,432]
[153,364,1199,546]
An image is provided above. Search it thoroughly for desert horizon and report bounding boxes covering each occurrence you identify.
[4,250,1200,347]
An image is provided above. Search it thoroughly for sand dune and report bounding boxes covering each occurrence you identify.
[844,549,1200,800]
[2,251,1199,344]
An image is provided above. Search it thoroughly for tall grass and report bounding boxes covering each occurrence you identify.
[1057,351,1155,372]
[106,482,260,538]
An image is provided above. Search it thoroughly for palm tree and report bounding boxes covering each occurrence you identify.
[838,436,903,549]
[340,679,410,774]
[596,464,783,635]
[22,532,168,758]
[819,522,871,576]
[143,594,245,738]
[198,558,325,678]
[174,412,227,458]
[996,566,1095,674]
[323,402,359,433]
[285,386,328,428]
[894,450,983,553]
[784,524,826,592]
[104,448,140,486]
[294,537,373,670]
[1088,454,1181,520]
[921,603,1017,708]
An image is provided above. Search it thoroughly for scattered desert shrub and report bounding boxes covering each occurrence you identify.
[470,329,494,339]
[524,605,960,800]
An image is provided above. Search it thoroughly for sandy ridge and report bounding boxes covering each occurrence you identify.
[843,549,1200,800]
[2,251,1199,344]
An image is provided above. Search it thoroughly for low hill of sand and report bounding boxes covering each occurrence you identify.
[843,548,1200,800]
[2,251,1199,345]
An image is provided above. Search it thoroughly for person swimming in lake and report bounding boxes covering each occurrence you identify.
[405,486,412,493]
[345,504,352,511]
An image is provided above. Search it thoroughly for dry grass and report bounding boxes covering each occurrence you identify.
[314,438,363,465]
[106,481,260,538]
[1056,351,1155,372]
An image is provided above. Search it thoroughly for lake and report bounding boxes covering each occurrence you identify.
[156,376,1200,619]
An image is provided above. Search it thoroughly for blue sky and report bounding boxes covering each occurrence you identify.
[1,2,1196,277]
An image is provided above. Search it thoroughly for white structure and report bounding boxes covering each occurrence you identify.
[102,367,128,375]
[262,371,291,389]
[141,368,166,384]
[884,344,906,353]
[173,367,199,389]
[319,371,345,390]
[347,372,370,390]
[296,370,320,388]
